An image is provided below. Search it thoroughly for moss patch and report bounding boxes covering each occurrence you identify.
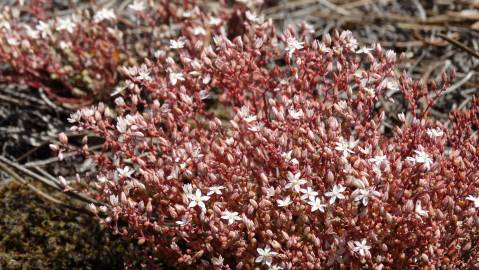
[0,181,130,269]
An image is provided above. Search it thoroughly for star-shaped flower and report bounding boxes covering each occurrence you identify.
[282,150,299,165]
[406,149,433,170]
[325,184,346,204]
[415,201,428,217]
[169,38,186,49]
[356,46,373,54]
[36,21,52,39]
[207,185,225,196]
[57,17,76,33]
[351,188,381,206]
[300,187,318,201]
[466,195,479,208]
[255,246,278,266]
[368,155,388,166]
[285,172,307,192]
[129,0,146,12]
[221,210,242,225]
[169,72,185,85]
[426,128,444,139]
[187,189,210,211]
[285,37,304,58]
[277,196,292,207]
[352,239,371,257]
[308,197,326,212]
[211,255,224,266]
[117,166,134,178]
[335,137,357,157]
[94,8,116,23]
[288,107,304,120]
[238,106,257,123]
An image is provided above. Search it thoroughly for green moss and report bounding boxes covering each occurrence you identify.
[0,182,130,269]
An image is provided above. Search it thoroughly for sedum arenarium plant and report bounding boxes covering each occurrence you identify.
[0,0,230,107]
[56,2,479,269]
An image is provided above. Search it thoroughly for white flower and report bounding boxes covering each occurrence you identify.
[269,265,283,270]
[94,8,116,23]
[182,183,193,197]
[255,246,278,266]
[117,166,134,178]
[209,16,222,26]
[169,38,186,49]
[300,187,318,201]
[466,195,479,208]
[308,197,326,212]
[369,155,388,166]
[225,137,235,146]
[426,128,444,139]
[336,100,347,111]
[288,107,304,120]
[356,46,373,54]
[238,106,257,122]
[281,151,299,165]
[24,25,39,39]
[208,185,225,196]
[116,116,129,133]
[221,210,242,225]
[285,37,304,58]
[406,149,433,170]
[129,0,146,12]
[57,17,76,33]
[352,239,371,257]
[5,36,18,46]
[341,30,358,50]
[154,50,163,59]
[317,42,331,53]
[325,184,346,204]
[351,188,381,206]
[335,137,357,157]
[364,86,375,96]
[0,20,10,30]
[136,64,152,81]
[265,186,276,198]
[169,72,185,85]
[176,217,189,226]
[277,196,292,207]
[192,27,206,36]
[59,41,70,50]
[386,79,400,91]
[285,171,307,192]
[245,11,264,23]
[97,175,107,183]
[180,93,193,105]
[358,145,371,155]
[248,123,263,132]
[198,89,210,100]
[109,195,119,206]
[36,20,52,39]
[385,49,396,62]
[187,189,210,211]
[80,106,96,118]
[211,255,224,266]
[415,201,428,217]
[255,37,264,49]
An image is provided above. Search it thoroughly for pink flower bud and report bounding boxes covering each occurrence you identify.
[58,132,68,145]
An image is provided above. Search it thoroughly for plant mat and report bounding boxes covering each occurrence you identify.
[1,0,479,268]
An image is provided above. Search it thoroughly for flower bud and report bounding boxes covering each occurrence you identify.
[58,132,68,145]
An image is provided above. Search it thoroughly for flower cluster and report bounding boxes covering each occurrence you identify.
[0,1,229,107]
[57,2,479,269]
